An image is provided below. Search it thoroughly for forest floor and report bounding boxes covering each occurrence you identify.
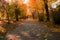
[0,18,60,33]
[6,18,60,40]
[0,18,60,40]
[8,18,60,32]
[41,22,60,32]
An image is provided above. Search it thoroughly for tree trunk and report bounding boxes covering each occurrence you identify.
[6,6,10,24]
[15,12,19,21]
[15,6,19,21]
[44,0,50,21]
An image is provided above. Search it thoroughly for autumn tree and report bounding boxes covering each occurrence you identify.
[0,0,10,23]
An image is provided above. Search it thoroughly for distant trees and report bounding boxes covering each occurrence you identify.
[6,4,23,22]
[0,1,25,23]
[1,4,13,23]
[34,0,45,21]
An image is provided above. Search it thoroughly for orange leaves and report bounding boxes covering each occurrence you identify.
[29,0,36,8]
[21,4,27,9]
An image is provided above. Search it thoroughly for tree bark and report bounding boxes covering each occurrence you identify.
[15,12,19,21]
[15,6,19,21]
[44,0,50,21]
